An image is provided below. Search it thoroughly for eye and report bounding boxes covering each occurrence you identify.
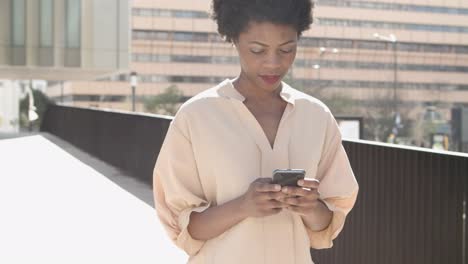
[280,48,294,54]
[250,49,264,54]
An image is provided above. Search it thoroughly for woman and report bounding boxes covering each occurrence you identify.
[153,0,359,263]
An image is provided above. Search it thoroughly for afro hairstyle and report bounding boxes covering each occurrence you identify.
[211,0,314,43]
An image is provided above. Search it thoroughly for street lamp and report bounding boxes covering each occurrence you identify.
[313,46,339,88]
[373,35,398,107]
[373,33,401,136]
[130,71,138,112]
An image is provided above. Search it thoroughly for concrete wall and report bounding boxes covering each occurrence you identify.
[0,0,130,81]
[0,0,11,65]
[89,0,130,70]
[0,80,20,132]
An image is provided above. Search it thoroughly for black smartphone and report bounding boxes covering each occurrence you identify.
[272,169,306,187]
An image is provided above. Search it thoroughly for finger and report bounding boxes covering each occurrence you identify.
[266,200,287,209]
[298,178,320,189]
[255,182,281,193]
[295,189,321,200]
[283,196,301,206]
[255,177,273,183]
[281,186,309,197]
[284,196,320,207]
[286,205,308,215]
[258,191,287,201]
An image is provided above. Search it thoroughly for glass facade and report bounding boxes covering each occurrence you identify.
[40,0,53,47]
[66,0,81,48]
[2,0,128,76]
[133,30,468,55]
[131,7,468,34]
[317,18,468,34]
[133,30,224,42]
[11,0,26,46]
[131,53,468,73]
[133,5,468,17]
[132,8,209,19]
[317,0,468,16]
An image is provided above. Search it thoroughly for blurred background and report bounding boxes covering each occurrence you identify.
[1,0,468,152]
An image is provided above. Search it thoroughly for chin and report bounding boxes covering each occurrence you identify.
[257,77,283,91]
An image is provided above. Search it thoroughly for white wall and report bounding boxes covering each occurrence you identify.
[0,80,20,132]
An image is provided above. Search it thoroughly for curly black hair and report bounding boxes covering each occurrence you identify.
[212,0,314,43]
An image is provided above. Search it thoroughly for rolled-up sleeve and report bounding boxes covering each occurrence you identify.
[306,111,359,249]
[153,116,210,256]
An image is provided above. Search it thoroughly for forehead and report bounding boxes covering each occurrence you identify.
[238,21,298,44]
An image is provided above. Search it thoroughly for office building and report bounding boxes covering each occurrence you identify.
[46,0,468,143]
[0,0,130,81]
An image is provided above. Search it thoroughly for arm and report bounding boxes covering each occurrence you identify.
[188,178,287,241]
[301,110,359,249]
[300,199,333,231]
[188,196,246,241]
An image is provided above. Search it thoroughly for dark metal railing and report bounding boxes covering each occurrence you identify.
[41,104,172,185]
[41,104,468,264]
[312,140,468,264]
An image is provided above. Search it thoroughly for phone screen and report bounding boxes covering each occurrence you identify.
[272,169,305,187]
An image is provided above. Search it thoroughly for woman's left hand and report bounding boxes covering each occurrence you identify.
[280,178,322,216]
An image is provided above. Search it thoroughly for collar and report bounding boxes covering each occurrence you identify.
[218,78,296,106]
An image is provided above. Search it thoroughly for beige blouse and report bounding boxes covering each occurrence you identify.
[153,79,359,264]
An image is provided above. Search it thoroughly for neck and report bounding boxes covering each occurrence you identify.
[233,72,282,102]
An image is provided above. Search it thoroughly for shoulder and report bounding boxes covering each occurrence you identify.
[282,82,333,118]
[171,80,231,129]
[283,83,342,141]
[177,79,231,114]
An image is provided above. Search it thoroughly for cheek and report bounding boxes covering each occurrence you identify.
[283,52,297,67]
[239,54,261,74]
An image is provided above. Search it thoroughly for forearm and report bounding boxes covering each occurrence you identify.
[187,196,247,241]
[301,200,333,231]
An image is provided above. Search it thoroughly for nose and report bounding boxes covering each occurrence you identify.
[263,52,281,70]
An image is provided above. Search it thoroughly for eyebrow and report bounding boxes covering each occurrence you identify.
[248,40,296,47]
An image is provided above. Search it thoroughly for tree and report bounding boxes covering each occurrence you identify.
[143,85,185,116]
[282,73,355,116]
[361,91,410,142]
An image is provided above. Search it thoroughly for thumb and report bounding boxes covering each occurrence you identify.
[255,177,273,184]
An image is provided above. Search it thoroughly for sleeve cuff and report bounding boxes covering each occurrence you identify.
[306,205,346,249]
[306,191,358,249]
[176,203,211,256]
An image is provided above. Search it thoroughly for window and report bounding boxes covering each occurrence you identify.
[316,18,468,35]
[12,0,26,46]
[139,8,153,17]
[40,0,54,47]
[357,41,388,50]
[317,0,468,16]
[172,32,209,42]
[158,10,171,17]
[455,46,468,54]
[132,8,209,18]
[66,0,81,48]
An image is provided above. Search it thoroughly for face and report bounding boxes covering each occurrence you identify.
[234,21,298,93]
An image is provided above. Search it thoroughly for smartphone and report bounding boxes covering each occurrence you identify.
[272,169,306,187]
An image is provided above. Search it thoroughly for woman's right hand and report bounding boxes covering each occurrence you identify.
[239,178,287,218]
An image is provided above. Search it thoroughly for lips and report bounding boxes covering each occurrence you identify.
[260,75,281,85]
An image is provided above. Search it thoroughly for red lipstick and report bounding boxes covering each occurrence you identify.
[260,75,281,85]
